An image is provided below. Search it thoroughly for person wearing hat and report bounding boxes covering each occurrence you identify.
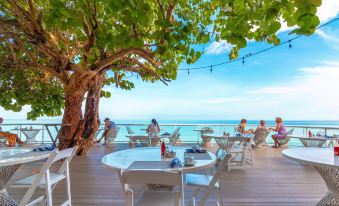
[96,118,116,145]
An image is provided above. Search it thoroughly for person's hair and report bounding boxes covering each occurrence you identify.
[241,119,247,124]
[104,118,110,121]
[276,117,282,123]
[260,120,265,126]
[151,119,158,126]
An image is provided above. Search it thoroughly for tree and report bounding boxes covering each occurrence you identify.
[0,0,322,154]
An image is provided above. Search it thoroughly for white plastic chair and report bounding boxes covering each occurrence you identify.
[277,128,294,147]
[253,129,269,149]
[14,150,58,206]
[106,126,120,146]
[12,147,78,206]
[227,137,250,171]
[185,153,231,206]
[121,170,184,206]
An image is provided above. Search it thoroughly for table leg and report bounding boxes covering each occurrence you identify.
[0,165,20,206]
[315,166,339,206]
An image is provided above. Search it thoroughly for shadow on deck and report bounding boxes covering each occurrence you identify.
[8,144,325,206]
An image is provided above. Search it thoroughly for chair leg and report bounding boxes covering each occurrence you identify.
[65,162,72,206]
[217,186,224,206]
[189,187,201,206]
[45,170,53,206]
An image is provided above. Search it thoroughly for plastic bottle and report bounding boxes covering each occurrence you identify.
[334,141,339,156]
[161,139,166,157]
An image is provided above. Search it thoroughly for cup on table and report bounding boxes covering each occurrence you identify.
[184,156,195,166]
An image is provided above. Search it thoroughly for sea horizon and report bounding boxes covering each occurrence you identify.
[3,118,339,127]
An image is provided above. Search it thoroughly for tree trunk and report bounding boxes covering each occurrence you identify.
[57,71,104,155]
[57,72,89,151]
[75,72,104,155]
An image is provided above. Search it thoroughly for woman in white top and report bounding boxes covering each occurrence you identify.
[146,119,160,138]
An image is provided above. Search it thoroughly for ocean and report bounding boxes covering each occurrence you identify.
[2,119,339,146]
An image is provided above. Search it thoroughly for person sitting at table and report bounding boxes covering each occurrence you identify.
[0,117,24,146]
[236,119,253,135]
[96,118,117,145]
[269,117,287,148]
[147,119,160,138]
[255,120,269,132]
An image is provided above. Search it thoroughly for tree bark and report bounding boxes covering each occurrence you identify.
[57,71,104,155]
[75,72,104,155]
[57,72,89,151]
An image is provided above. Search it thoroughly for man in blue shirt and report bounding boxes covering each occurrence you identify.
[96,118,116,145]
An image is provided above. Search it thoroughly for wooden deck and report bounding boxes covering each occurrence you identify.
[8,144,326,206]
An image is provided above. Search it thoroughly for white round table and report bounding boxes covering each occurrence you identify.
[291,136,339,148]
[102,147,216,172]
[0,148,50,205]
[12,129,42,145]
[282,148,339,206]
[102,147,216,191]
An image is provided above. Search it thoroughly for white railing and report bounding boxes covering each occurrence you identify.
[1,123,339,146]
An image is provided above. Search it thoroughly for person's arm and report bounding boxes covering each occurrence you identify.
[271,124,280,132]
[157,125,160,133]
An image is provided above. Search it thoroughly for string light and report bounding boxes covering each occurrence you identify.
[242,57,245,65]
[210,65,213,73]
[188,69,190,75]
[178,17,339,73]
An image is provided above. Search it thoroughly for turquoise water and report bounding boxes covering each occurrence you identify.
[2,119,339,146]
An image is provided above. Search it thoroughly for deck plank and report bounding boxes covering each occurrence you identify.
[7,144,326,206]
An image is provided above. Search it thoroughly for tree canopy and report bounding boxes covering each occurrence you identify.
[0,0,322,119]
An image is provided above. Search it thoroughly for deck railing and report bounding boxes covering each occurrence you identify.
[1,123,339,146]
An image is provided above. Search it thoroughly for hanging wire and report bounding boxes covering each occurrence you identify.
[178,17,339,71]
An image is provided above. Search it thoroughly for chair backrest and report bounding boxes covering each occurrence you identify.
[123,170,183,185]
[19,150,59,206]
[253,129,269,142]
[126,126,134,135]
[122,170,184,206]
[214,136,229,150]
[198,154,231,206]
[172,127,181,136]
[107,126,120,139]
[286,128,294,135]
[56,146,78,174]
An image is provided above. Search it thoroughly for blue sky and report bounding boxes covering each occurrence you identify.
[2,0,339,121]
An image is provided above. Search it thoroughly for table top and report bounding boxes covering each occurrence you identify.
[102,147,216,172]
[0,148,50,167]
[282,148,339,169]
[291,136,339,140]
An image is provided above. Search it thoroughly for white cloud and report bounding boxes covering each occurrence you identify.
[280,0,339,32]
[243,62,339,120]
[203,97,248,104]
[205,40,232,54]
[315,29,339,44]
[317,0,339,22]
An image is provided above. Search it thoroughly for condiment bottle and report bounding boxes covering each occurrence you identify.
[335,141,339,156]
[161,139,166,158]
